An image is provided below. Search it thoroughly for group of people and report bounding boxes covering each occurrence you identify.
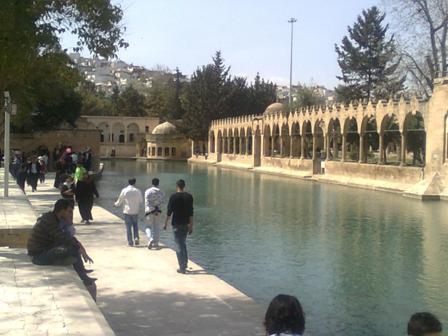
[114,177,193,274]
[53,145,93,189]
[264,294,442,336]
[11,151,48,192]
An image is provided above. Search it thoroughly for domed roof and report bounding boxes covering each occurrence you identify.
[264,102,287,115]
[152,121,178,135]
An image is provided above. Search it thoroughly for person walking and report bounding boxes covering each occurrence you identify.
[114,178,143,246]
[144,178,165,249]
[26,156,41,192]
[164,179,193,274]
[75,173,99,225]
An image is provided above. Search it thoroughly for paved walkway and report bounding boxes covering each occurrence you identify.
[25,177,265,336]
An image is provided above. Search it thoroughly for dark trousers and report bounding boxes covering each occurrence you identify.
[32,245,89,283]
[173,225,188,271]
[78,197,93,221]
[28,173,39,191]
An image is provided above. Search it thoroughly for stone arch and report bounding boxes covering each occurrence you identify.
[127,123,139,143]
[272,124,281,156]
[234,128,240,154]
[360,116,379,163]
[380,114,402,165]
[280,123,290,157]
[240,128,246,155]
[247,127,253,155]
[328,118,342,161]
[223,129,228,154]
[264,124,272,156]
[343,117,359,162]
[291,121,301,158]
[210,130,216,154]
[112,122,125,143]
[97,122,109,143]
[302,120,312,159]
[403,111,426,166]
[314,119,325,159]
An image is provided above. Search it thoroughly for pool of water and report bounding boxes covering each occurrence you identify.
[95,159,448,336]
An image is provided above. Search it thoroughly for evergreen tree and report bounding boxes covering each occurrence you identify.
[335,6,405,102]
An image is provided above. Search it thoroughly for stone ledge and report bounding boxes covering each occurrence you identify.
[0,247,115,336]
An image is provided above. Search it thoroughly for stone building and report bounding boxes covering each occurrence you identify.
[146,122,191,160]
[78,116,159,157]
[199,78,448,201]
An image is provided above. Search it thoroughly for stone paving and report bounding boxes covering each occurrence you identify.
[23,176,265,336]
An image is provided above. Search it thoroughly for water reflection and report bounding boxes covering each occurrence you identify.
[96,160,448,336]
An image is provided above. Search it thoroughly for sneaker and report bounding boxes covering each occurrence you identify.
[134,238,139,246]
[176,268,186,274]
[85,220,90,225]
[147,241,153,249]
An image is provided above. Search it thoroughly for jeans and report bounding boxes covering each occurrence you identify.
[32,245,89,282]
[124,214,139,245]
[145,214,161,246]
[173,225,188,271]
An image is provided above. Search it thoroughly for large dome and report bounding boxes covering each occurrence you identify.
[264,102,287,116]
[152,121,178,135]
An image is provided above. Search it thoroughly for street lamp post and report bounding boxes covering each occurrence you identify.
[3,91,11,197]
[288,17,297,113]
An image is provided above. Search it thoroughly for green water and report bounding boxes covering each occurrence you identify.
[96,159,448,336]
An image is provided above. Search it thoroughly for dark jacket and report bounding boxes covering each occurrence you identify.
[27,212,77,256]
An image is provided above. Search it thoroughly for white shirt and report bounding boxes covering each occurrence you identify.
[144,186,165,214]
[115,185,143,215]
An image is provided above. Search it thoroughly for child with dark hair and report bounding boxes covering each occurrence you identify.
[264,294,305,336]
[408,312,442,336]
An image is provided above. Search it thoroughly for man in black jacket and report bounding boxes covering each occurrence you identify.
[27,199,95,285]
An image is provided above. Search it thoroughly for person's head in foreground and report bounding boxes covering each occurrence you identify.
[152,178,159,187]
[128,178,136,186]
[176,179,185,191]
[264,294,305,336]
[53,199,75,223]
[408,312,442,336]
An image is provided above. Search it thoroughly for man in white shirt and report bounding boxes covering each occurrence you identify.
[114,178,143,246]
[144,178,165,249]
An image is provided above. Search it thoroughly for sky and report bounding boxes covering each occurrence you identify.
[61,0,381,89]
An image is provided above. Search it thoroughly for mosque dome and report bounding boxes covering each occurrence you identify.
[152,121,178,135]
[264,102,287,116]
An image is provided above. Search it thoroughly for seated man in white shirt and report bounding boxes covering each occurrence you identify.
[114,178,143,246]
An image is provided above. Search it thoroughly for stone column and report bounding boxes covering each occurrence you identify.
[124,127,128,144]
[378,132,384,164]
[239,137,243,155]
[326,135,330,160]
[359,134,365,163]
[280,136,284,157]
[271,137,274,157]
[333,135,338,160]
[300,136,305,159]
[401,132,407,166]
[341,134,347,162]
[312,135,317,160]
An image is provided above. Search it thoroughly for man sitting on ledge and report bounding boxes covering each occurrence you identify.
[27,199,96,286]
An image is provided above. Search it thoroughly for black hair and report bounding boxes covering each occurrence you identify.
[53,199,75,213]
[128,178,136,185]
[408,312,442,336]
[152,178,160,187]
[176,179,185,189]
[264,294,305,335]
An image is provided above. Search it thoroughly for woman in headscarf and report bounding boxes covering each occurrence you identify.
[75,172,99,225]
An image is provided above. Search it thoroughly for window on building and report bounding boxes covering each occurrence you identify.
[151,147,156,156]
[145,126,149,133]
[119,133,125,143]
[100,132,104,143]
[165,147,170,156]
[111,134,114,142]
[171,147,176,156]
[129,133,134,142]
[157,147,162,156]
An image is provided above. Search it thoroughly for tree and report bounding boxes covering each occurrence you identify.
[116,86,147,117]
[249,73,277,115]
[335,6,405,102]
[293,84,326,109]
[386,0,448,97]
[0,0,127,134]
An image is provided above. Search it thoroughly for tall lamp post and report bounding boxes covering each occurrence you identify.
[288,17,297,113]
[3,91,11,197]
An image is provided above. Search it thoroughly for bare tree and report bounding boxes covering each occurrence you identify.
[385,0,448,97]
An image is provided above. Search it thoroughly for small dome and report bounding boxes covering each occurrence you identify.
[264,102,287,115]
[152,121,178,135]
